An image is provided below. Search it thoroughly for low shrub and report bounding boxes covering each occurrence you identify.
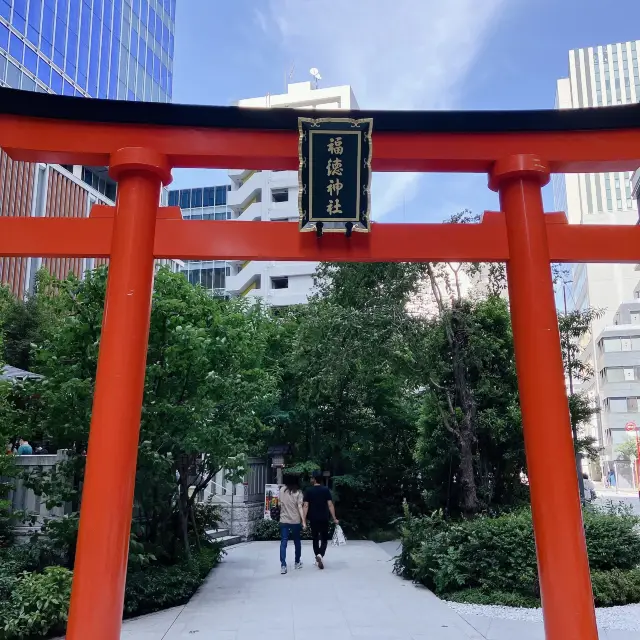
[367,528,400,544]
[124,544,222,617]
[252,518,336,542]
[591,568,640,607]
[446,588,540,609]
[252,518,280,541]
[446,568,640,609]
[583,508,640,571]
[0,544,47,604]
[2,566,73,639]
[0,545,222,638]
[395,503,640,607]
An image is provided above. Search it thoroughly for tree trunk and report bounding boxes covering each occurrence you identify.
[458,435,479,513]
[190,504,201,552]
[177,473,191,560]
[450,308,480,514]
[426,266,480,513]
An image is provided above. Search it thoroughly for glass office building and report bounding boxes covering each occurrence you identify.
[168,185,232,296]
[0,1,177,298]
[0,0,176,102]
[168,185,232,216]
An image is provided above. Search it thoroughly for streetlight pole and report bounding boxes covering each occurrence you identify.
[562,281,586,503]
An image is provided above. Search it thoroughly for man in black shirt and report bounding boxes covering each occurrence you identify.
[303,472,338,569]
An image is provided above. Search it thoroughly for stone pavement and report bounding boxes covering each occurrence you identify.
[66,541,639,639]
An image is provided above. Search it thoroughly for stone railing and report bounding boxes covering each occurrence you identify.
[3,451,73,540]
[202,457,268,539]
[4,453,268,541]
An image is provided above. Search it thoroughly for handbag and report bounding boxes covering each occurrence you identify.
[331,524,347,547]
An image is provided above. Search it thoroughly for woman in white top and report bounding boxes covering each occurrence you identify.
[278,474,306,574]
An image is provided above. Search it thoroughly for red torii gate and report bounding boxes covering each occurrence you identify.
[2,87,640,640]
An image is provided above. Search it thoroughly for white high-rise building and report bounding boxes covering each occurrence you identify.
[224,82,359,306]
[553,41,640,474]
[554,40,640,332]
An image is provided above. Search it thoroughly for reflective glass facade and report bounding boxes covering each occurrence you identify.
[168,185,231,213]
[0,0,175,102]
[169,185,232,296]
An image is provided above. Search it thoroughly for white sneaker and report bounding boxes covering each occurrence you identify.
[281,565,287,575]
[295,562,303,570]
[316,554,324,570]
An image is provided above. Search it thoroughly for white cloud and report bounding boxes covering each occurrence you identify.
[261,0,513,219]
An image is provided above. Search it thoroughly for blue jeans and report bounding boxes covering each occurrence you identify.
[279,523,302,567]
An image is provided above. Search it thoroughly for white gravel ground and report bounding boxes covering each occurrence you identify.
[446,601,640,632]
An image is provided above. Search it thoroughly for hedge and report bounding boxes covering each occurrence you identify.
[0,544,223,639]
[395,503,640,607]
[252,518,338,542]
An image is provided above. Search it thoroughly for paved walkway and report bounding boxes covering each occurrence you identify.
[90,541,635,639]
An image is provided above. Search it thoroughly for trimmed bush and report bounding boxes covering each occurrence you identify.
[124,545,222,617]
[2,566,73,639]
[0,545,222,638]
[395,504,640,607]
[252,518,335,542]
[253,518,281,541]
[583,509,640,570]
[446,588,540,609]
[591,568,640,607]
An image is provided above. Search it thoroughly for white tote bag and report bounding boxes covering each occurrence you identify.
[331,524,347,547]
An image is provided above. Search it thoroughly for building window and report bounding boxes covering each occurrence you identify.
[215,185,229,206]
[271,188,289,203]
[608,398,629,412]
[631,311,640,324]
[602,367,640,382]
[271,277,289,290]
[80,167,117,201]
[180,189,191,209]
[606,368,626,382]
[600,336,640,352]
[213,267,225,289]
[629,397,639,412]
[168,190,179,206]
[602,337,622,352]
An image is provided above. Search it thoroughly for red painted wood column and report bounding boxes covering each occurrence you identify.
[66,148,171,640]
[489,155,598,640]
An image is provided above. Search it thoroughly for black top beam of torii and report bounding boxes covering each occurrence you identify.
[1,86,640,133]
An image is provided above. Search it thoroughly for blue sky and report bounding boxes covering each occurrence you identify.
[170,0,640,223]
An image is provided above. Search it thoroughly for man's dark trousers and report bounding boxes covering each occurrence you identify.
[311,520,330,557]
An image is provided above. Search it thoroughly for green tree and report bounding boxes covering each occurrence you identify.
[616,438,638,461]
[473,261,604,499]
[0,326,18,546]
[556,288,604,498]
[414,294,526,514]
[15,268,278,560]
[0,273,66,372]
[266,262,424,534]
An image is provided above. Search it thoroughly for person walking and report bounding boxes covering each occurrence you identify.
[303,472,338,570]
[583,473,596,502]
[278,474,305,575]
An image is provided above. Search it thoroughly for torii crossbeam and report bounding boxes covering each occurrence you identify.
[2,87,640,640]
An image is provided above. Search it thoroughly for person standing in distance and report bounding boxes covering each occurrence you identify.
[303,471,338,570]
